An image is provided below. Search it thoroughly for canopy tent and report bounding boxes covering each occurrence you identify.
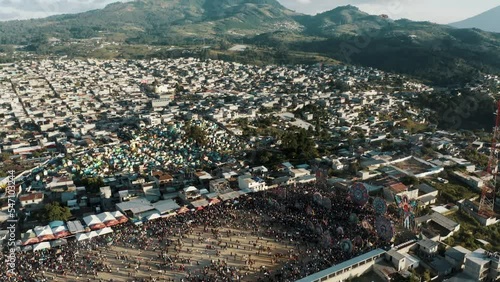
[83,215,106,230]
[21,230,40,246]
[48,221,65,229]
[50,238,68,248]
[97,212,119,227]
[76,233,89,241]
[67,220,85,234]
[97,227,113,236]
[177,206,190,214]
[34,225,55,242]
[111,210,129,223]
[209,198,221,205]
[110,210,125,218]
[111,211,128,223]
[183,186,198,193]
[88,231,99,239]
[22,245,33,252]
[51,225,70,239]
[191,199,209,208]
[33,242,51,252]
[145,212,161,221]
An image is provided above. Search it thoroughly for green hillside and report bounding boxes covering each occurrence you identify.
[0,0,499,85]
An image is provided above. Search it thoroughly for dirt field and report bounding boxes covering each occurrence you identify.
[42,225,293,282]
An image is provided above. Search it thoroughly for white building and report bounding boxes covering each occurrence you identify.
[238,174,267,192]
[463,249,500,282]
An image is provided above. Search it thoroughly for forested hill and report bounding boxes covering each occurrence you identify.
[1,1,500,85]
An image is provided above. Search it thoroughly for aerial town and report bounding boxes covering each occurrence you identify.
[0,57,499,282]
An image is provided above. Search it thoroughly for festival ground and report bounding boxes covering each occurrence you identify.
[42,225,294,281]
[8,182,391,282]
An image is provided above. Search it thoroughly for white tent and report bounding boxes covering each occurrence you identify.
[83,215,102,226]
[33,242,51,251]
[34,225,55,241]
[88,231,99,239]
[97,227,113,236]
[76,233,89,241]
[110,211,125,218]
[51,225,67,234]
[34,225,53,237]
[146,212,161,221]
[51,225,70,238]
[97,212,116,223]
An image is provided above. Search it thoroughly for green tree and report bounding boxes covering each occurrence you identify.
[43,202,72,222]
[422,270,431,282]
[409,269,420,282]
[401,176,419,186]
[74,176,104,194]
[184,124,207,146]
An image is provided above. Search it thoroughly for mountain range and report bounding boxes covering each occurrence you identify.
[0,0,499,85]
[450,5,500,33]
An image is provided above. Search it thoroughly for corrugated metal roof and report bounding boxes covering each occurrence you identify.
[296,248,386,282]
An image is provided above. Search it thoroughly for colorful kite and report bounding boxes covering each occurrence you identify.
[349,183,369,206]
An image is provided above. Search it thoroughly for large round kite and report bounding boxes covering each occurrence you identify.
[349,183,369,206]
[340,239,353,253]
[375,216,394,242]
[373,197,387,215]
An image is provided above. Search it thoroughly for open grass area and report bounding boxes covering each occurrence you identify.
[432,182,478,204]
[445,210,500,252]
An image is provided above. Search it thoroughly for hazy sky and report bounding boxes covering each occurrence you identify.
[0,0,499,24]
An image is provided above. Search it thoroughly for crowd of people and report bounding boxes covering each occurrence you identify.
[1,182,390,282]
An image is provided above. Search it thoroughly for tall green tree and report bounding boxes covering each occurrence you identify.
[43,202,72,222]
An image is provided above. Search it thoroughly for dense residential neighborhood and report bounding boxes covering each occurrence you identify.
[0,57,499,282]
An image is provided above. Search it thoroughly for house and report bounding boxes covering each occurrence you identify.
[417,239,439,258]
[238,174,267,192]
[209,178,231,194]
[19,192,45,210]
[416,183,438,206]
[194,171,213,183]
[46,176,74,190]
[430,257,453,276]
[445,246,471,271]
[116,197,155,218]
[386,249,407,271]
[152,199,180,216]
[180,186,201,201]
[152,171,173,186]
[289,168,310,179]
[383,182,418,202]
[251,166,269,176]
[415,212,460,240]
[463,249,500,282]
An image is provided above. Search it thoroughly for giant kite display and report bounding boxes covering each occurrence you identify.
[375,216,394,242]
[373,197,387,215]
[349,183,369,206]
[340,239,353,253]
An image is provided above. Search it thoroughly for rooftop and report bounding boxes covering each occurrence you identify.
[296,248,386,282]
